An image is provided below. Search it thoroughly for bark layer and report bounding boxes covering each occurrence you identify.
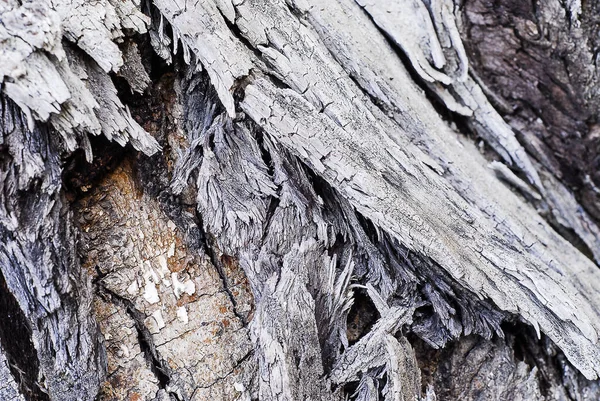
[1,0,600,400]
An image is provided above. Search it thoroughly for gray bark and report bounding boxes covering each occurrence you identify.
[1,0,600,400]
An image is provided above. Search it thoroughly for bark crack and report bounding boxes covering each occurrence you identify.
[0,266,49,401]
[195,210,249,327]
[191,349,254,393]
[254,128,283,248]
[96,284,182,401]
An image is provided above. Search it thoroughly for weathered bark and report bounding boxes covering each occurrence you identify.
[1,0,600,400]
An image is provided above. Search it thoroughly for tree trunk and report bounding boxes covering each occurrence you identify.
[1,0,600,400]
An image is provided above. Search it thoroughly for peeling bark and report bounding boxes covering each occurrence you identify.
[1,0,600,400]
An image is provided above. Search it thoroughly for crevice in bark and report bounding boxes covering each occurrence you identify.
[215,7,261,63]
[342,380,360,400]
[217,251,251,326]
[215,4,294,98]
[138,32,174,83]
[344,72,387,112]
[232,71,257,104]
[346,290,379,345]
[216,4,298,98]
[116,41,254,330]
[501,320,600,400]
[192,349,254,392]
[63,134,129,196]
[213,251,248,326]
[195,209,249,326]
[0,269,49,401]
[97,284,180,400]
[352,2,472,132]
[546,220,595,262]
[407,333,442,395]
[327,233,347,259]
[254,129,274,177]
[254,127,283,248]
[343,366,388,401]
[377,371,389,400]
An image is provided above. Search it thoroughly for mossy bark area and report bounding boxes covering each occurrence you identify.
[1,0,600,400]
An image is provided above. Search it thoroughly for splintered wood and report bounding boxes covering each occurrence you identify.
[1,0,600,400]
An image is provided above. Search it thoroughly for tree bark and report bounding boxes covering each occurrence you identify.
[1,0,600,400]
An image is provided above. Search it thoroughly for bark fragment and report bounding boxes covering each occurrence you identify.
[2,0,600,399]
[75,159,256,401]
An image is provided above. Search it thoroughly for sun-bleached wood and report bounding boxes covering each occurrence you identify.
[1,0,600,400]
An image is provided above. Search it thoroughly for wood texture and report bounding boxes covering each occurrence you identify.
[1,0,600,400]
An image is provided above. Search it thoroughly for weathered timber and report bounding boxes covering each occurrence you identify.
[1,0,600,400]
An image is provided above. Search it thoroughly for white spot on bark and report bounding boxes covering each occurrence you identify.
[157,254,170,279]
[167,242,176,257]
[126,280,139,296]
[172,272,195,299]
[118,344,130,358]
[143,281,160,304]
[151,310,166,330]
[176,306,189,324]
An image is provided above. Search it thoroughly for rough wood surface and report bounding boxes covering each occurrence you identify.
[1,0,600,400]
[0,345,26,401]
